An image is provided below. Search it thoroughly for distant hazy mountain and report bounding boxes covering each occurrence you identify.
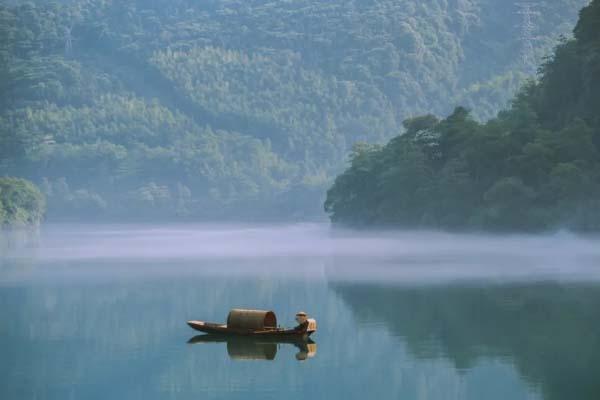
[0,0,588,220]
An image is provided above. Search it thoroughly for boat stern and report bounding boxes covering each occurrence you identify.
[307,318,317,335]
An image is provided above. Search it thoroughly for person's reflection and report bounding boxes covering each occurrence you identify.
[188,335,317,361]
[293,341,317,361]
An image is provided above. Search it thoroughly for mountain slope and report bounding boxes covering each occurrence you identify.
[0,0,588,220]
[325,0,600,231]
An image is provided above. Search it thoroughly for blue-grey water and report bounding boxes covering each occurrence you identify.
[1,224,600,400]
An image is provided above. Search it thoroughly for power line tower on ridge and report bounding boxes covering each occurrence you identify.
[516,2,541,74]
[64,26,73,55]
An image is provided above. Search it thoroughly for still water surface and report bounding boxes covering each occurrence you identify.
[1,224,599,400]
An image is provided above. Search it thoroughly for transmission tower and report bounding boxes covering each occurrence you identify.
[516,2,541,74]
[64,26,73,55]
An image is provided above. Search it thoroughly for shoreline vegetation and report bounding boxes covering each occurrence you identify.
[325,1,600,232]
[0,177,46,228]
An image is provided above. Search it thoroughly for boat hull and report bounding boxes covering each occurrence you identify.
[187,320,313,338]
[187,334,315,346]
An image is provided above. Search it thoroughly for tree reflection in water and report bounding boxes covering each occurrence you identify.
[332,282,600,400]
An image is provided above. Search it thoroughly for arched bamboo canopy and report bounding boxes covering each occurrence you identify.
[227,309,277,330]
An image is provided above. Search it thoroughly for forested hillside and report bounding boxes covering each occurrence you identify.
[0,0,587,220]
[325,0,600,231]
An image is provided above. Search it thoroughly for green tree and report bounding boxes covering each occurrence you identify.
[0,177,46,227]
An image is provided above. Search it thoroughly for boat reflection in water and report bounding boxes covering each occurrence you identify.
[188,335,317,361]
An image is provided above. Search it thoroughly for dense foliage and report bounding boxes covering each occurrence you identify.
[325,0,600,231]
[0,0,587,220]
[0,177,45,227]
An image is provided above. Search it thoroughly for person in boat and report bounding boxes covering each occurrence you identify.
[293,311,309,333]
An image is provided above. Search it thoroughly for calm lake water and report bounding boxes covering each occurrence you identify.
[1,224,600,400]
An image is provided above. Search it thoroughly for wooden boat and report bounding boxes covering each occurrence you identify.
[187,334,316,345]
[186,320,315,337]
[187,308,316,338]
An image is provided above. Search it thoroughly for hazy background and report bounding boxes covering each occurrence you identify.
[0,0,589,221]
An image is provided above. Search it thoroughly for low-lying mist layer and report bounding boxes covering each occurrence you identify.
[2,224,599,284]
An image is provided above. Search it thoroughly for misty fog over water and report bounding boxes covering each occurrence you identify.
[2,224,600,285]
